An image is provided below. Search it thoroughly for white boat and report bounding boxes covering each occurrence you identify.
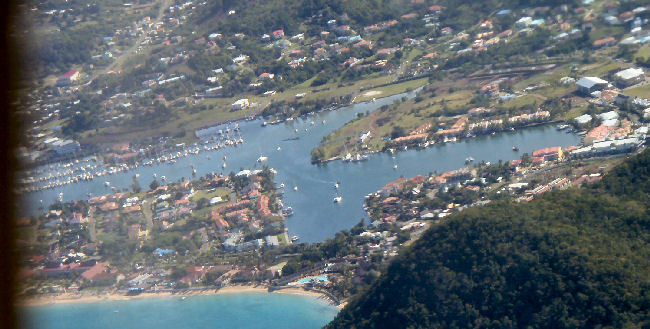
[279,183,285,188]
[393,164,398,169]
[222,162,227,168]
[351,154,368,162]
[104,181,111,187]
[257,156,268,162]
[291,235,300,242]
[277,146,282,151]
[333,196,342,203]
[465,156,474,164]
[334,182,339,189]
[294,186,298,191]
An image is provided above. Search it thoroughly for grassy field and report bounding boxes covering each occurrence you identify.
[636,44,650,59]
[190,188,230,203]
[354,77,428,103]
[623,84,650,98]
[501,94,544,108]
[579,61,628,77]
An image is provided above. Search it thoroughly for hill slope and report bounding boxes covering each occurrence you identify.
[327,150,650,328]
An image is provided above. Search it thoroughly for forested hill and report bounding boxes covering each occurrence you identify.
[326,150,650,329]
[195,0,577,35]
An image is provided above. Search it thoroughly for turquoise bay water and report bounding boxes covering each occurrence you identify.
[20,293,339,329]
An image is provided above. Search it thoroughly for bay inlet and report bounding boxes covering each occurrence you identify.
[21,90,581,242]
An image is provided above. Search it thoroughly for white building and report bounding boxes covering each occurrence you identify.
[231,98,250,110]
[576,77,609,95]
[614,68,644,87]
[574,114,592,125]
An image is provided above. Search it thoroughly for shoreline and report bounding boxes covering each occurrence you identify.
[17,285,343,309]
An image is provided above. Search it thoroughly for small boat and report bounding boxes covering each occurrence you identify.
[104,181,111,187]
[393,164,398,169]
[279,183,285,188]
[351,154,369,162]
[295,128,299,133]
[333,196,342,203]
[465,156,474,164]
[291,235,300,242]
[257,156,268,163]
[277,146,282,151]
[334,182,339,189]
[512,146,519,151]
[222,162,227,168]
[284,207,294,216]
[322,120,326,125]
[294,186,298,191]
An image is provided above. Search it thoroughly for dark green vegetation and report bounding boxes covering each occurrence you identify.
[327,150,650,328]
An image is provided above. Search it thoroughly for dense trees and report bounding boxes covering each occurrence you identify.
[327,150,650,328]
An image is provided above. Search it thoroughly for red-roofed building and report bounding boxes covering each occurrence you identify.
[428,5,441,12]
[100,202,119,212]
[480,20,493,29]
[272,29,285,39]
[256,195,271,218]
[57,70,80,86]
[593,36,616,48]
[401,13,418,19]
[80,262,122,285]
[259,72,275,80]
[532,146,564,161]
[585,125,614,144]
[380,177,408,195]
[409,175,427,184]
[410,123,432,135]
[392,133,428,144]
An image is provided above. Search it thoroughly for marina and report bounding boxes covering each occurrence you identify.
[20,91,581,242]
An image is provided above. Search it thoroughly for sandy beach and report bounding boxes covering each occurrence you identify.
[18,285,343,308]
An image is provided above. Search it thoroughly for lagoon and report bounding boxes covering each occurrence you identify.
[21,91,581,242]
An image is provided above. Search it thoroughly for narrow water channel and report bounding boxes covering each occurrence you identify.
[21,90,581,242]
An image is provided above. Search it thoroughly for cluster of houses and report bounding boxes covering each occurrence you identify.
[389,109,551,147]
[18,167,290,292]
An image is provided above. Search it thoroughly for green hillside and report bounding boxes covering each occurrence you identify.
[327,150,650,328]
